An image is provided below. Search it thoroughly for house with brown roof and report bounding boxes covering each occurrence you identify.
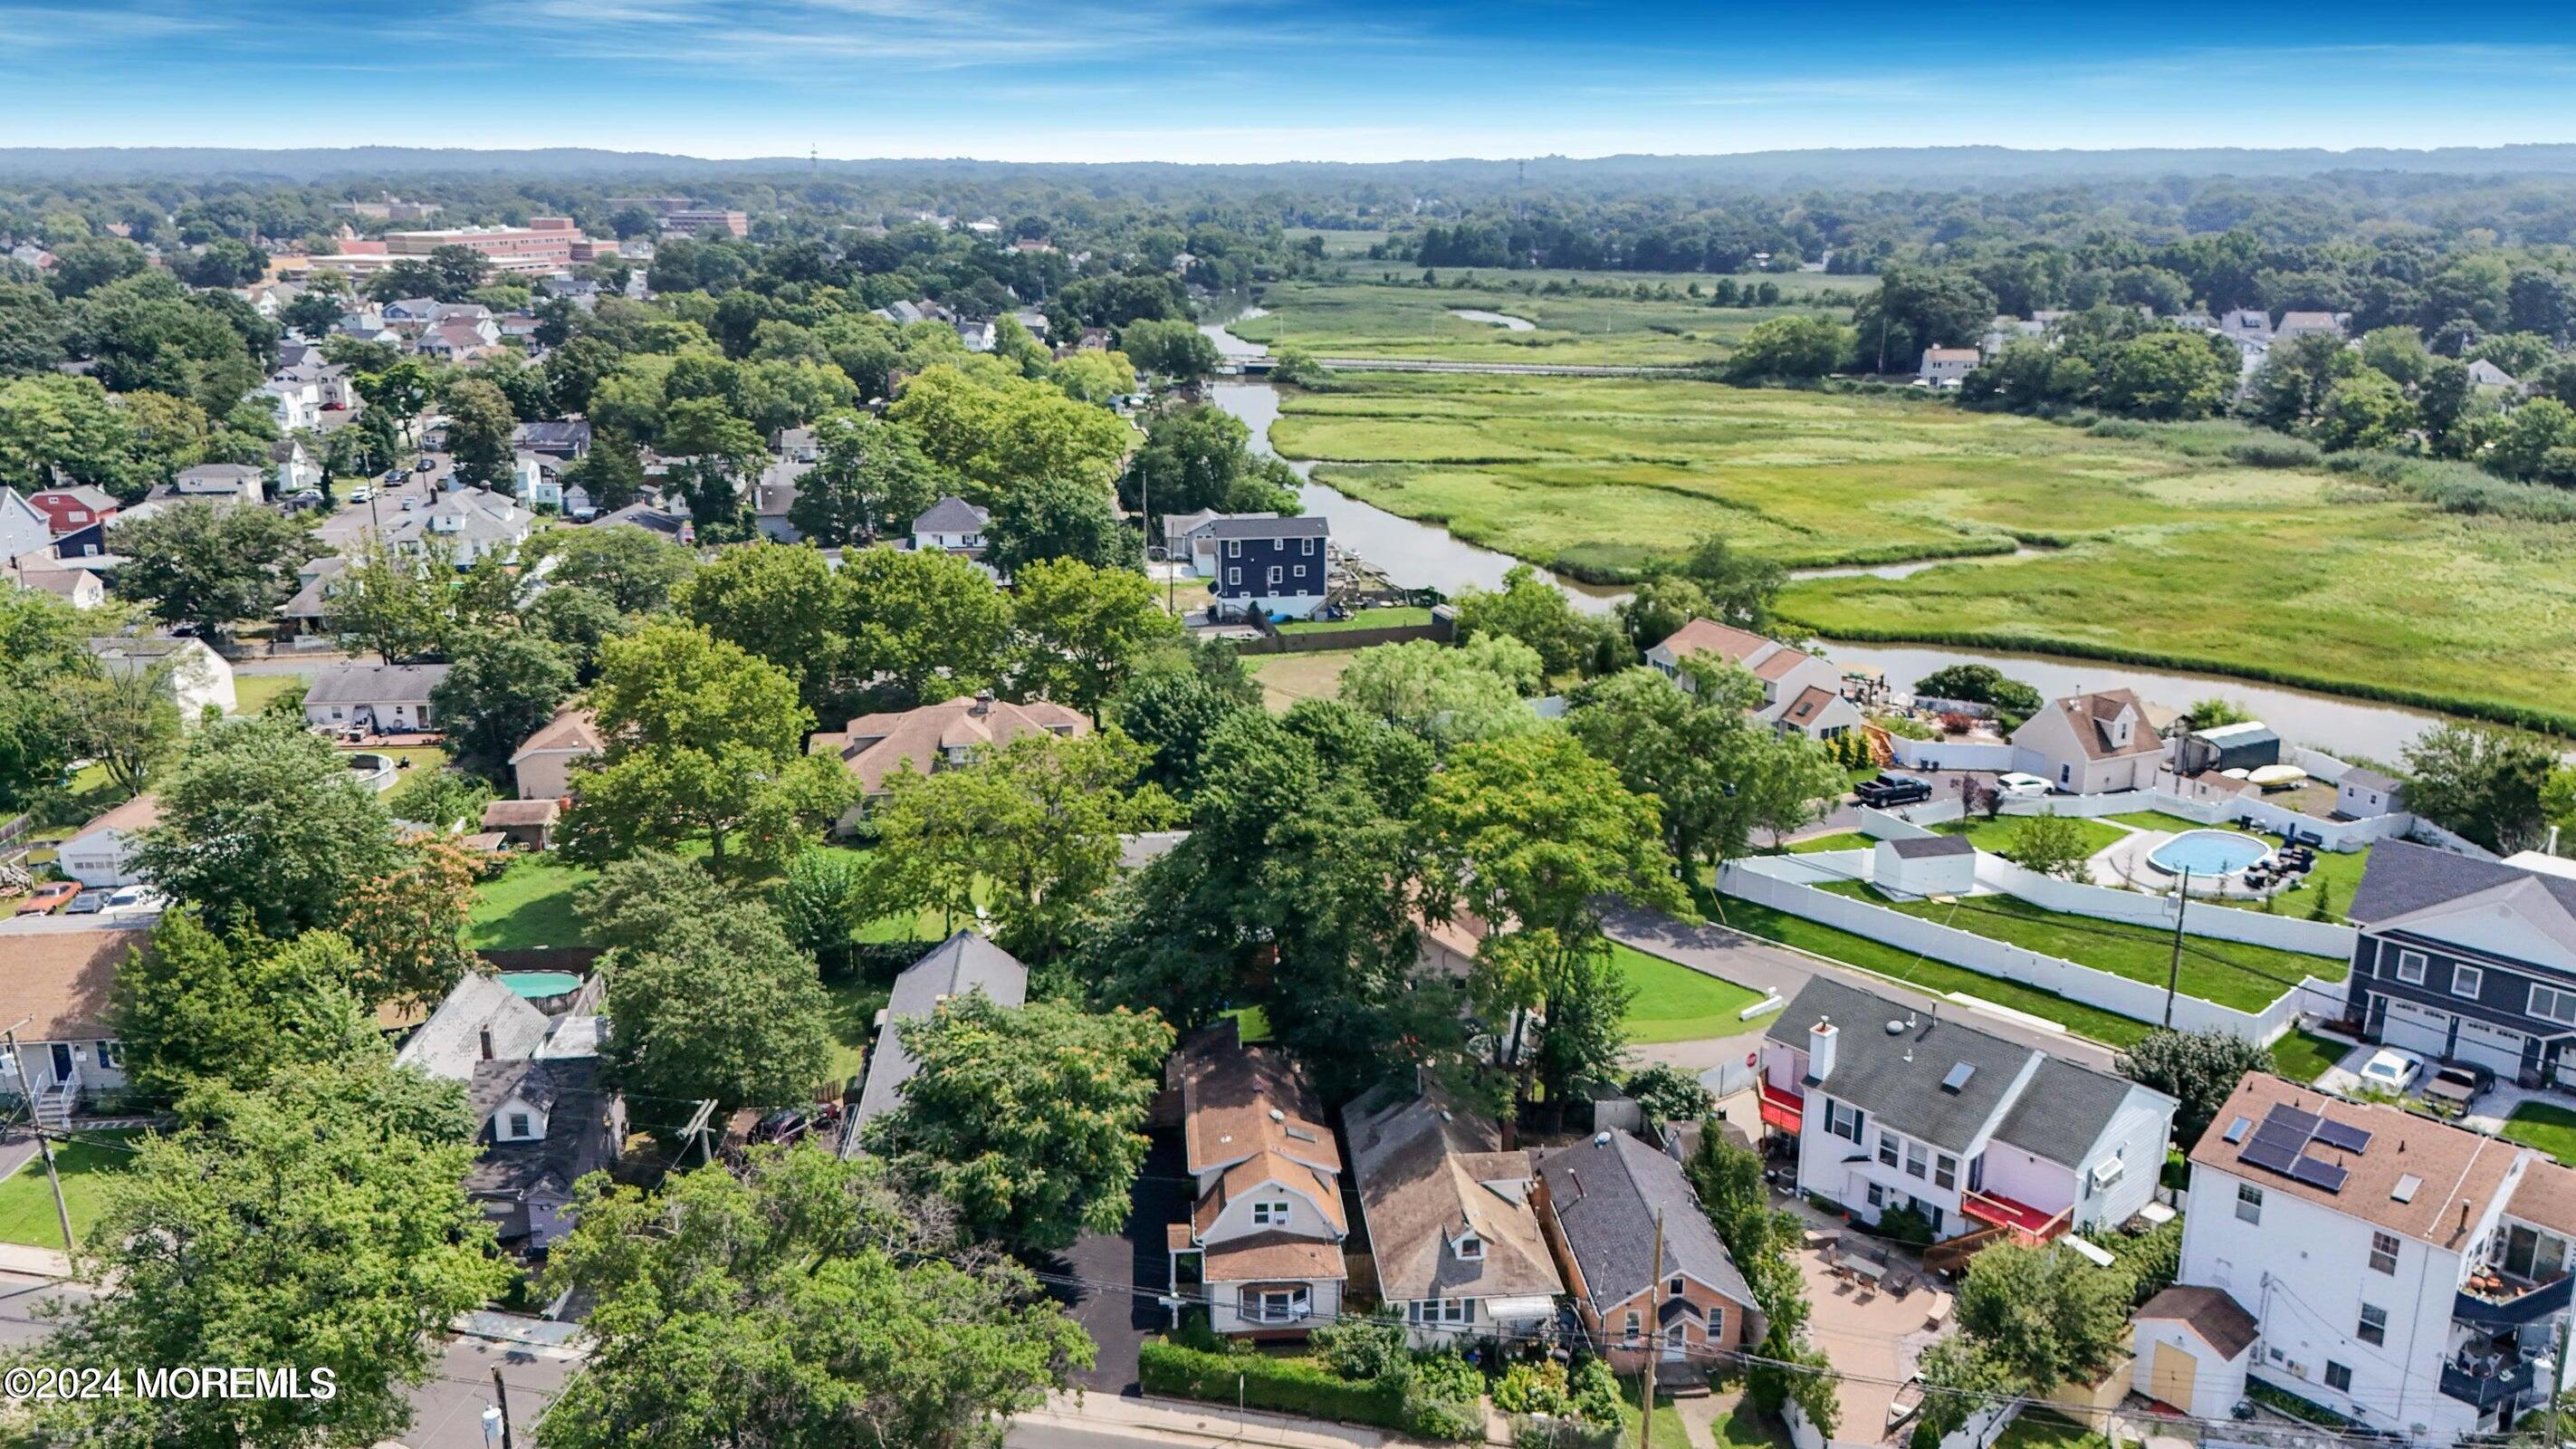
[480,798,560,850]
[2169,1071,2576,1444]
[2008,688,2168,794]
[1342,1079,1563,1346]
[56,793,160,888]
[810,692,1087,830]
[0,927,138,1128]
[509,709,604,801]
[1644,619,1860,742]
[1164,1021,1349,1337]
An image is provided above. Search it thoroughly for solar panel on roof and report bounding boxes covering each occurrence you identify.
[2266,1106,2322,1138]
[2313,1119,2373,1154]
[2240,1139,2302,1174]
[2289,1156,2350,1193]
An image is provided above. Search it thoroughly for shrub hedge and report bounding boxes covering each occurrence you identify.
[1139,1340,1465,1439]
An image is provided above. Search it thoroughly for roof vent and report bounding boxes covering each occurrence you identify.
[1941,1062,1976,1093]
[1885,1019,1907,1036]
[1269,1108,1285,1123]
[1594,1131,1613,1147]
[2391,1174,2422,1204]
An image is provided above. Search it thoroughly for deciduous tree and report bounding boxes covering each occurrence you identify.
[137,714,397,936]
[599,897,835,1111]
[1012,558,1183,724]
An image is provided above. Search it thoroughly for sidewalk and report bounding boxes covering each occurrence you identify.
[1012,1391,1484,1448]
[0,1241,74,1280]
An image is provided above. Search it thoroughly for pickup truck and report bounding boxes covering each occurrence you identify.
[1854,774,1935,808]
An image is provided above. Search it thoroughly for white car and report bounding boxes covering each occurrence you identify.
[1996,772,2053,799]
[2358,1047,2425,1095]
[347,486,372,504]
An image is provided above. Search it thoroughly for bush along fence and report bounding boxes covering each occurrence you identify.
[1135,1340,1474,1443]
[1719,853,2345,1043]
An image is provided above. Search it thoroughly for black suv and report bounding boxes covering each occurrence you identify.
[1853,774,1934,808]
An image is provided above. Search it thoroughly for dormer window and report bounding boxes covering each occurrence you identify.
[1454,1232,1483,1262]
[1252,1199,1289,1226]
[507,1112,532,1139]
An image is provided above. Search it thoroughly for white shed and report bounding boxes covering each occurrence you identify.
[1873,834,1977,898]
[2131,1285,2257,1421]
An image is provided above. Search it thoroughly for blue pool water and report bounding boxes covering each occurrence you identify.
[499,971,582,999]
[2147,830,2270,877]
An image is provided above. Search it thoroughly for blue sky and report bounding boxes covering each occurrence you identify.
[12,2,2576,162]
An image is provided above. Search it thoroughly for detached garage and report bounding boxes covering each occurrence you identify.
[2131,1286,2258,1423]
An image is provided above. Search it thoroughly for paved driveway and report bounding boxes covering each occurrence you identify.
[1808,770,2004,837]
[1035,1130,1189,1396]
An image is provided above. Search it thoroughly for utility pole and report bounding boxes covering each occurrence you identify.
[2162,869,2191,1029]
[678,1099,718,1166]
[1642,1207,1666,1449]
[3,1022,72,1257]
[490,1367,515,1449]
[2543,1312,2569,1449]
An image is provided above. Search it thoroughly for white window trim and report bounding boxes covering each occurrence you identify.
[1251,1199,1289,1227]
[2531,983,2576,1028]
[1454,1233,1484,1262]
[2236,1183,2263,1224]
[2395,950,2428,985]
[2452,964,2484,1000]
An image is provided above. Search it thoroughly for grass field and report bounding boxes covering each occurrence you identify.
[1275,606,1438,635]
[820,977,890,1084]
[2101,811,2373,921]
[1815,881,2339,1012]
[229,673,302,715]
[2269,1028,2351,1085]
[0,1132,142,1248]
[469,844,943,950]
[1996,1409,2112,1449]
[1931,814,2131,858]
[1785,831,1873,854]
[1711,897,2152,1046]
[2501,1103,2576,1162]
[1233,280,1830,368]
[1614,943,1776,1043]
[1249,649,1363,711]
[1266,373,2576,726]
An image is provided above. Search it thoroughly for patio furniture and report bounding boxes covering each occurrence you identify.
[1847,1255,1888,1284]
[1925,1298,1951,1329]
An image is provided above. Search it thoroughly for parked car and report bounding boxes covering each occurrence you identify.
[103,885,158,911]
[2358,1047,2425,1095]
[1854,774,1934,808]
[62,889,106,916]
[347,486,372,504]
[2422,1063,2493,1112]
[14,882,79,916]
[1996,772,2053,799]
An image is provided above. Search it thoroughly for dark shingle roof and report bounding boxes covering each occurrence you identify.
[2138,1286,2259,1360]
[305,662,451,706]
[851,931,1027,1128]
[1763,977,2033,1155]
[1995,1057,2136,1166]
[1206,515,1327,541]
[1537,1130,1753,1311]
[912,496,990,533]
[466,1056,614,1201]
[1888,836,1975,859]
[2347,840,2576,925]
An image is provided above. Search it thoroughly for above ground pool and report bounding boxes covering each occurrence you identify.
[498,971,583,1000]
[2147,830,2271,877]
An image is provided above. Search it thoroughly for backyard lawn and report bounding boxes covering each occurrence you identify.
[819,977,891,1085]
[2268,1028,2351,1086]
[1249,648,1363,711]
[468,856,599,950]
[228,672,302,715]
[1267,373,2576,729]
[1995,1409,2112,1449]
[2102,812,2372,921]
[1275,606,1437,635]
[1709,897,2150,1047]
[1614,943,1776,1043]
[1615,1373,1694,1449]
[1816,881,2340,1012]
[0,1132,142,1248]
[1931,814,2130,858]
[1785,831,1872,854]
[2501,1103,2576,1163]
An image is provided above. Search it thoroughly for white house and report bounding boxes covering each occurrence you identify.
[0,487,53,566]
[2167,1072,2576,1444]
[1165,1021,1349,1336]
[85,635,235,717]
[911,495,991,555]
[262,370,323,432]
[272,437,322,496]
[381,487,531,567]
[510,709,604,801]
[169,463,266,505]
[1758,977,2175,1244]
[2009,688,2169,794]
[56,793,159,888]
[2,929,134,1130]
[512,451,565,511]
[303,662,452,734]
[1918,347,1980,387]
[1646,619,1862,742]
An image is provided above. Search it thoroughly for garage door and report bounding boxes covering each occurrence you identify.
[2379,998,2453,1058]
[2454,1019,2527,1078]
[2150,1341,2198,1414]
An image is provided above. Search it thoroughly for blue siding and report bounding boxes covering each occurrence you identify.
[1211,535,1326,598]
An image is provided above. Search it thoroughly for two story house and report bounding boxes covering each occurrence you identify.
[510,709,604,801]
[2009,688,2169,794]
[2340,841,2576,1085]
[468,1056,626,1252]
[810,692,1087,830]
[1534,1128,1758,1373]
[911,495,991,556]
[2163,1072,2576,1444]
[1758,977,2175,1243]
[1343,1080,1564,1346]
[1206,515,1329,623]
[1645,619,1861,742]
[1164,1022,1348,1336]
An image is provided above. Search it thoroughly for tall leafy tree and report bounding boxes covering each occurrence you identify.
[529,523,698,614]
[29,1062,508,1449]
[676,541,847,715]
[1337,635,1543,753]
[109,500,311,641]
[108,911,385,1099]
[789,409,947,545]
[536,1148,1089,1449]
[321,536,455,665]
[865,993,1173,1252]
[838,546,1015,709]
[599,897,835,1112]
[2114,1029,2267,1149]
[136,714,397,936]
[560,622,854,877]
[429,627,576,767]
[2402,723,2557,854]
[658,396,766,542]
[984,474,1134,575]
[1012,558,1183,724]
[439,375,518,487]
[337,836,484,1010]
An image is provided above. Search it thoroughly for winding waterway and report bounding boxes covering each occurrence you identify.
[1197,306,2452,756]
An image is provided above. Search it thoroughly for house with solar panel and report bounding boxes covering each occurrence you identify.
[1757,977,2175,1246]
[2167,1071,2576,1443]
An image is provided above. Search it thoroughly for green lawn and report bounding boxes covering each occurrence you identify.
[1785,831,1873,854]
[1222,1005,1275,1043]
[2268,1028,2351,1085]
[2102,814,2372,922]
[1616,1373,1694,1449]
[2501,1103,2576,1163]
[1615,943,1776,1043]
[1709,897,2151,1047]
[0,1132,143,1248]
[468,856,599,950]
[1995,1409,2112,1449]
[1815,881,2338,1012]
[820,977,890,1085]
[1235,279,1824,368]
[1266,372,2576,729]
[229,672,302,715]
[1931,814,2131,858]
[1275,607,1438,635]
